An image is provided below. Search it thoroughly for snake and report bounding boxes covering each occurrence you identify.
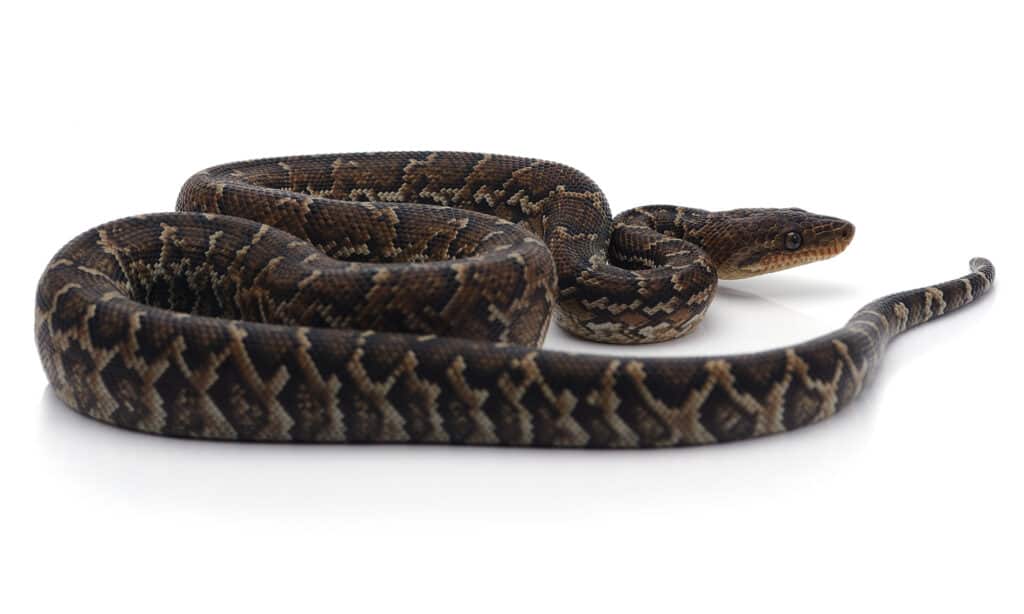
[34,152,995,447]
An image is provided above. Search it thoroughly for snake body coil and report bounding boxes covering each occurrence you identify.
[35,153,994,446]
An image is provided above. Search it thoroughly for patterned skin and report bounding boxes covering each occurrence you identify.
[35,153,994,446]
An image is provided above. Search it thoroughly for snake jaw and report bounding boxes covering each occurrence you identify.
[740,242,851,276]
[720,218,855,279]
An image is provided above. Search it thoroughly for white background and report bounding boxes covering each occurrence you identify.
[2,1,1020,612]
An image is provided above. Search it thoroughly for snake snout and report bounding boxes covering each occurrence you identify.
[837,220,855,247]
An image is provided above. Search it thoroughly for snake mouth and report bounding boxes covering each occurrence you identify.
[733,223,856,277]
[750,244,849,274]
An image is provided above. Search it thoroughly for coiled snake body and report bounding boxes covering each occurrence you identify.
[35,153,994,446]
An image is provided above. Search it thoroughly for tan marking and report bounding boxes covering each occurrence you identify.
[503,353,585,446]
[584,360,639,447]
[892,302,910,333]
[297,270,322,290]
[447,356,500,444]
[345,348,410,443]
[623,360,716,445]
[923,287,946,320]
[960,278,974,303]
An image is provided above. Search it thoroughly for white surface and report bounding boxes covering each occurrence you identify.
[2,1,1021,612]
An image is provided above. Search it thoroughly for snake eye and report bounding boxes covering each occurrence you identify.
[784,231,802,251]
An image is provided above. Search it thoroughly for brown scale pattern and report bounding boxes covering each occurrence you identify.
[35,153,995,446]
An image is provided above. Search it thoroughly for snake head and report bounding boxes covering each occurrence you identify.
[708,208,855,279]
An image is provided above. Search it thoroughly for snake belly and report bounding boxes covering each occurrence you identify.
[34,153,995,446]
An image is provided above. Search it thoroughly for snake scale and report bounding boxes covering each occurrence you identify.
[35,153,995,447]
